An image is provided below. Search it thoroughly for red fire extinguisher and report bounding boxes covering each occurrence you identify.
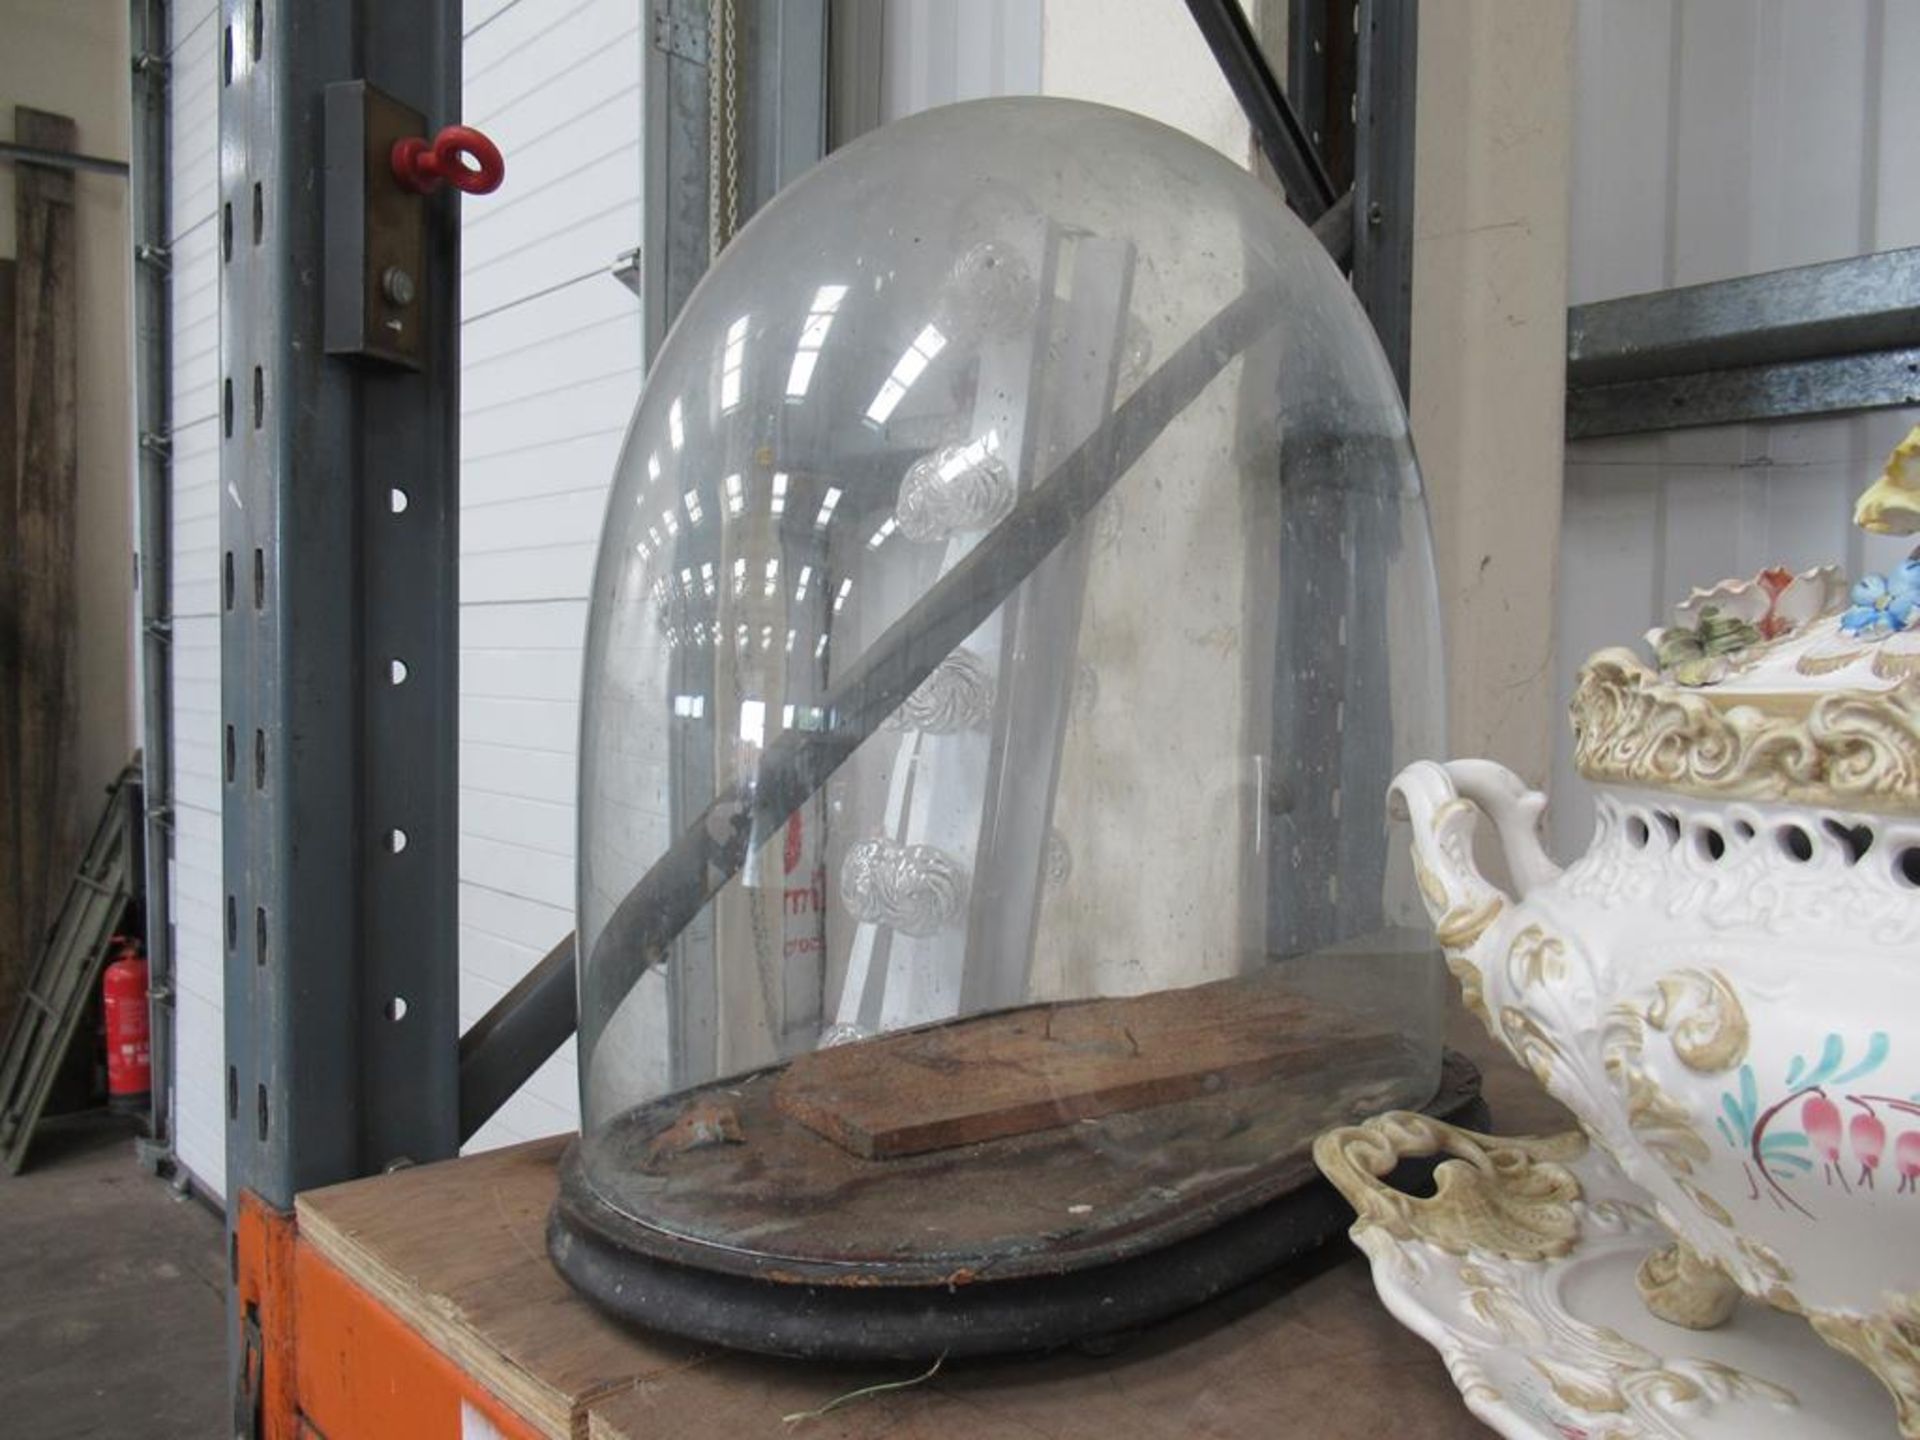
[103,935,151,1112]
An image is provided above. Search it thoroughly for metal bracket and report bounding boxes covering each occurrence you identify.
[653,0,710,64]
[323,82,430,369]
[610,245,644,297]
[135,242,172,273]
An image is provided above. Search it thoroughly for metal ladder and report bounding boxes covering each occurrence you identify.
[0,762,142,1173]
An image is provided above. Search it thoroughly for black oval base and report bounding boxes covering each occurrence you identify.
[548,1050,1489,1362]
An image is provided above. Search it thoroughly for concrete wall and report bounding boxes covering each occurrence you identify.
[0,1,138,825]
[1411,2,1574,781]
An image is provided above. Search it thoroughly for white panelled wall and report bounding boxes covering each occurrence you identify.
[456,0,643,1151]
[166,0,225,1194]
[1551,0,1920,859]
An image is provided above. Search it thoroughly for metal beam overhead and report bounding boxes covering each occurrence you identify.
[1183,0,1338,225]
[1567,247,1920,438]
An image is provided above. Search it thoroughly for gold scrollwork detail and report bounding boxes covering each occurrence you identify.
[1570,648,1920,815]
[1646,969,1749,1074]
[1312,1112,1588,1262]
[1500,1006,1562,1090]
[1506,924,1567,991]
[1636,1241,1740,1330]
[1809,1295,1920,1439]
[1436,896,1504,952]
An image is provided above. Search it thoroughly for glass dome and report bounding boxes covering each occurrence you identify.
[571,98,1445,1280]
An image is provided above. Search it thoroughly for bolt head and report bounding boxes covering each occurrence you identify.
[381,266,417,306]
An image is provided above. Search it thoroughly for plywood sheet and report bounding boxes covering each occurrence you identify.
[295,1005,1567,1439]
[296,1137,698,1439]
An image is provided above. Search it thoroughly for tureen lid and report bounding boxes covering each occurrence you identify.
[1569,426,1920,814]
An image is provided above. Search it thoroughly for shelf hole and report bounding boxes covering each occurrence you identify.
[227,1065,237,1121]
[384,996,409,1022]
[223,551,235,611]
[252,365,264,430]
[225,893,237,951]
[221,201,232,262]
[229,1231,238,1283]
[389,487,409,514]
[389,658,409,686]
[253,548,264,610]
[255,906,267,967]
[251,181,262,245]
[253,728,265,790]
[256,1083,269,1142]
[1654,811,1681,846]
[1898,847,1920,889]
[1732,820,1755,842]
[1696,827,1726,862]
[1625,815,1649,849]
[252,0,263,60]
[222,24,233,84]
[1779,825,1814,863]
[386,828,409,854]
[222,377,233,438]
[223,724,236,783]
[1823,819,1874,866]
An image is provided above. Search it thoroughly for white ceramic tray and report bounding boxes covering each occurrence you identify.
[1314,1113,1896,1439]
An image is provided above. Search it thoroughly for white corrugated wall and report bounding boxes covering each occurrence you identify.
[165,0,226,1195]
[1550,0,1920,859]
[878,0,1040,117]
[455,0,643,1151]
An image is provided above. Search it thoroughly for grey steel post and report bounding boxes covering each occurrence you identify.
[129,0,176,1172]
[1353,0,1416,399]
[217,0,461,1212]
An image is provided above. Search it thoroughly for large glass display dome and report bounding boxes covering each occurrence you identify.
[561,97,1448,1351]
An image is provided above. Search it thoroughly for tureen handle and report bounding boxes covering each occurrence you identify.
[1438,759,1561,898]
[1389,760,1559,961]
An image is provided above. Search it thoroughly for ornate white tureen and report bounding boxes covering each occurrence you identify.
[1346,427,1920,1434]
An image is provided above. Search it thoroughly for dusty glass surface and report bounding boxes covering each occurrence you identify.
[575,98,1446,1215]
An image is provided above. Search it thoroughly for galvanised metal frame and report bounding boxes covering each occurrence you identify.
[129,0,177,1176]
[218,0,461,1220]
[1185,0,1338,225]
[1352,0,1417,400]
[1566,247,1920,439]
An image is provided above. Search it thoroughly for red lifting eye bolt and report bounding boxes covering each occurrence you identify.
[391,124,506,196]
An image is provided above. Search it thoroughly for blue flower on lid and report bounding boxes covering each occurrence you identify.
[1840,560,1920,636]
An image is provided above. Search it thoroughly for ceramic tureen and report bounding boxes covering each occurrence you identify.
[1322,426,1920,1436]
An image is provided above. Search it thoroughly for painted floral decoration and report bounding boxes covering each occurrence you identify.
[1839,559,1920,638]
[1653,607,1762,687]
[1647,564,1848,686]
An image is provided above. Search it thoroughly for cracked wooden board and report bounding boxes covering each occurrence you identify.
[773,970,1399,1160]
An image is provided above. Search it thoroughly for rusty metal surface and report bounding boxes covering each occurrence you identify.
[564,1030,1439,1288]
